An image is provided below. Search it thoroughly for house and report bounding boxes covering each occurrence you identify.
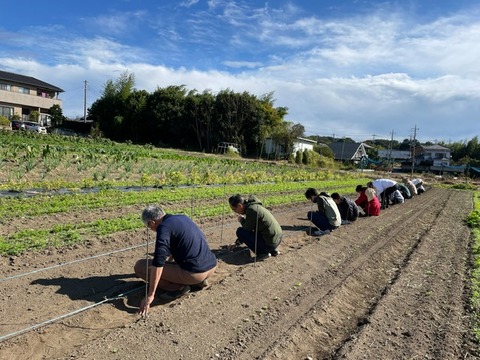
[328,142,370,162]
[264,137,317,157]
[0,70,64,126]
[292,137,317,153]
[377,149,411,160]
[414,144,451,166]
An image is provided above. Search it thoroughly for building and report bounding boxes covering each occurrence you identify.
[328,142,371,162]
[0,70,64,126]
[264,137,317,158]
[377,149,411,160]
[414,144,451,166]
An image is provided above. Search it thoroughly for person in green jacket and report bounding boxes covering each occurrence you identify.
[228,194,282,260]
[305,188,341,236]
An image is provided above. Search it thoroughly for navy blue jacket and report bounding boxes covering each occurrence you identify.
[152,214,217,273]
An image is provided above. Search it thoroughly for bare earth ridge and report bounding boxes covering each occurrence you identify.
[0,187,478,359]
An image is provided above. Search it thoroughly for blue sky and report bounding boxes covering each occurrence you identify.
[1,0,479,143]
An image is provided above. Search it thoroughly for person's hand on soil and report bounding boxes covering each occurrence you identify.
[138,295,155,316]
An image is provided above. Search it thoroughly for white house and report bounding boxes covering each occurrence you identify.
[264,137,317,157]
[414,144,451,166]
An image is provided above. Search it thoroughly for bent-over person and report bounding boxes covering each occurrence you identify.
[305,188,341,236]
[331,192,359,224]
[135,205,217,316]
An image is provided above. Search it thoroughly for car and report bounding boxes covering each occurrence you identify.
[23,121,47,134]
[11,120,26,130]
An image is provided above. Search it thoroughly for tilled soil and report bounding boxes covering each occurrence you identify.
[0,187,478,359]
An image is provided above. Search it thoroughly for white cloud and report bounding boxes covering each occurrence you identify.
[1,2,480,143]
[180,0,200,8]
[222,60,263,69]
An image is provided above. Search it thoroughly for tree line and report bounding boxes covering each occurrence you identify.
[87,73,304,158]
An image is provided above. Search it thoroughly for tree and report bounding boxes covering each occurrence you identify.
[48,104,65,127]
[89,72,137,141]
[29,111,40,122]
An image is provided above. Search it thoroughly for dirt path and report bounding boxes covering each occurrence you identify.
[0,187,478,359]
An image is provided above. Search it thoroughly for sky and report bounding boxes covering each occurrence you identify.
[1,0,479,143]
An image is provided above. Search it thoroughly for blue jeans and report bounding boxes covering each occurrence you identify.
[236,227,280,255]
[307,211,337,231]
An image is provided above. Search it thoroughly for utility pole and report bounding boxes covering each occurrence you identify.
[83,80,88,123]
[411,125,419,177]
[389,130,394,161]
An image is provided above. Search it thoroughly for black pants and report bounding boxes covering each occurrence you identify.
[380,185,398,209]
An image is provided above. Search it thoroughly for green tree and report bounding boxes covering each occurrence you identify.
[48,104,65,127]
[89,72,136,140]
[29,111,40,122]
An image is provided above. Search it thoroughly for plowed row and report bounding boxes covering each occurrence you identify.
[0,187,478,359]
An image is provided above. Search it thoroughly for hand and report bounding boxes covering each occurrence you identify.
[228,239,242,251]
[138,295,155,316]
[237,215,245,222]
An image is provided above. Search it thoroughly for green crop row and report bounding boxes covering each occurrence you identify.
[0,182,363,256]
[468,191,480,342]
[0,179,367,219]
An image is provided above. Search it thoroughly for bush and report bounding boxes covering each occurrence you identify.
[0,115,10,127]
[295,150,303,164]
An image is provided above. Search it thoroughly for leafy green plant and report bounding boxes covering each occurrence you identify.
[468,192,480,342]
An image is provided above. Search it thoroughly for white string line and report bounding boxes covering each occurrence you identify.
[0,285,144,343]
[0,202,312,283]
[144,226,150,319]
[254,207,259,266]
[0,243,145,283]
[0,214,312,343]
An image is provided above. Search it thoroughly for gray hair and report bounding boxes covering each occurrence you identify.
[141,205,165,224]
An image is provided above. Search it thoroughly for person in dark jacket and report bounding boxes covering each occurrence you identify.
[331,192,359,224]
[135,205,217,316]
[397,183,412,199]
[305,188,341,235]
[229,194,282,260]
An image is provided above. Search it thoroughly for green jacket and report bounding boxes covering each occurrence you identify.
[240,195,283,246]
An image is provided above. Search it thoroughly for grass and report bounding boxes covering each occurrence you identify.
[467,191,480,342]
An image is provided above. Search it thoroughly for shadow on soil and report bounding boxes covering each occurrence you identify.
[213,246,254,266]
[281,225,310,231]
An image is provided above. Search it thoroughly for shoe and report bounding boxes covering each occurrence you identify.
[270,249,280,257]
[191,279,209,291]
[313,229,330,236]
[254,253,271,261]
[158,286,190,301]
[341,220,351,225]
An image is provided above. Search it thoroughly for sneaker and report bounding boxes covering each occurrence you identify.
[313,229,330,236]
[270,249,280,257]
[158,286,190,301]
[341,220,351,225]
[254,253,271,261]
[191,279,209,291]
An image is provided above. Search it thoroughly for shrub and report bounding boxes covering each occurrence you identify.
[295,150,303,164]
[0,115,10,127]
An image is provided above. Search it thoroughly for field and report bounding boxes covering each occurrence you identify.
[0,131,479,359]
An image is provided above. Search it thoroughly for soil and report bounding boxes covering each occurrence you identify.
[0,187,479,359]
